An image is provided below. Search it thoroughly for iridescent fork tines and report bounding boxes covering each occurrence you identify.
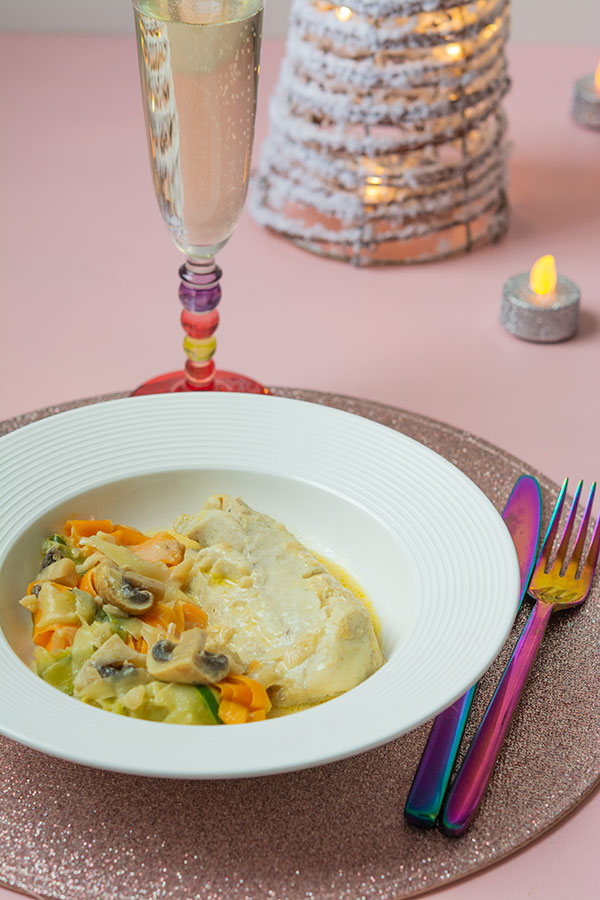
[441,478,600,836]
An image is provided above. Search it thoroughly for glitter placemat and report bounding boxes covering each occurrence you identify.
[1,388,599,900]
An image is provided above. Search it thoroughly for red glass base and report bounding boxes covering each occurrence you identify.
[131,370,269,396]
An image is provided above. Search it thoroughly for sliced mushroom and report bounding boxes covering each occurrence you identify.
[205,634,245,676]
[35,556,78,587]
[147,627,230,685]
[40,546,64,570]
[93,560,164,615]
[74,633,149,701]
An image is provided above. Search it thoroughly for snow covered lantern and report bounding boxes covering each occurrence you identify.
[250,0,511,265]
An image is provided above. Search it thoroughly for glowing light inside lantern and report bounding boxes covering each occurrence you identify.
[445,43,463,60]
[335,6,353,21]
[529,255,557,296]
[595,61,600,92]
[482,21,499,41]
[366,176,382,185]
[364,183,396,204]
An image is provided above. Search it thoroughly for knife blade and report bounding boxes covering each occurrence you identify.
[404,474,541,827]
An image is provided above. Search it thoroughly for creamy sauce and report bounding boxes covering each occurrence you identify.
[152,530,380,646]
[164,500,383,713]
[268,551,378,719]
[314,552,381,644]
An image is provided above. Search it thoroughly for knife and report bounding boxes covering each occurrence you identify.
[404,474,542,827]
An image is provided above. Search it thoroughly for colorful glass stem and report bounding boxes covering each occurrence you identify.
[179,258,222,391]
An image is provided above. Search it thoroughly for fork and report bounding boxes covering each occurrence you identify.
[441,478,600,836]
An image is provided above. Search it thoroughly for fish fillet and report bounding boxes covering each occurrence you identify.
[174,495,383,706]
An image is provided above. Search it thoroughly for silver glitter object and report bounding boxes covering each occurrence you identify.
[572,74,600,130]
[1,390,599,900]
[501,273,580,343]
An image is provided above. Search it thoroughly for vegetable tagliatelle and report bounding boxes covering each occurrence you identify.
[20,496,383,725]
[21,518,271,725]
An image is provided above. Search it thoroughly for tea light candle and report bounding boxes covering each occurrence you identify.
[572,62,600,130]
[501,255,580,343]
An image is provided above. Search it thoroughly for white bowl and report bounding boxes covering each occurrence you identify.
[0,393,519,778]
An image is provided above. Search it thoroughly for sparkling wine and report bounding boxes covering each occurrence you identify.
[133,1,263,258]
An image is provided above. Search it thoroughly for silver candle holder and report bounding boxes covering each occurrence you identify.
[572,70,600,130]
[501,259,581,343]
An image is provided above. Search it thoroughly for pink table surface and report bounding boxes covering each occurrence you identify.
[1,32,600,900]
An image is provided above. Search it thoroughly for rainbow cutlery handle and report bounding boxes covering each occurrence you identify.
[404,475,541,828]
[441,602,551,835]
[404,686,475,827]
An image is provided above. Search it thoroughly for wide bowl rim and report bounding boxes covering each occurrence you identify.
[0,393,519,778]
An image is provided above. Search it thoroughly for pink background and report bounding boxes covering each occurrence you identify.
[1,33,600,900]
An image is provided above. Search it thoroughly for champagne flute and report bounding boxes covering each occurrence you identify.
[131,0,267,394]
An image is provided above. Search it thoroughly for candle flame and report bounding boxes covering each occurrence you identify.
[529,255,557,296]
[335,6,353,21]
[595,61,600,92]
